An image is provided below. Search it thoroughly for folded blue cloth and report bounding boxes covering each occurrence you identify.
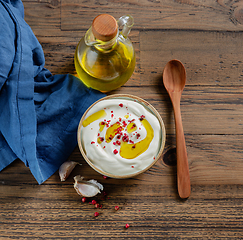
[0,0,105,184]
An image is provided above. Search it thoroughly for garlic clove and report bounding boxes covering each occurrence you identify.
[74,175,104,198]
[59,161,80,181]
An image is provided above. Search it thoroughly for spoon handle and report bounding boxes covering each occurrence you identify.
[173,98,191,199]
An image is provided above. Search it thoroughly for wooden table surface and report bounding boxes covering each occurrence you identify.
[1,0,243,239]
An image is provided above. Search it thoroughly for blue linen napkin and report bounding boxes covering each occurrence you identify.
[0,0,106,184]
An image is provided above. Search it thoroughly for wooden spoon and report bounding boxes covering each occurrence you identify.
[163,60,191,199]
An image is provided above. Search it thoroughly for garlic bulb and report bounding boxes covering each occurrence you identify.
[74,175,104,198]
[59,161,80,181]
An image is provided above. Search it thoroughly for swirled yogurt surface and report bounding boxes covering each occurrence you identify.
[80,97,162,176]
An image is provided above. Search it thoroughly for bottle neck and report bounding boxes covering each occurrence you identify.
[95,37,118,52]
[85,27,118,53]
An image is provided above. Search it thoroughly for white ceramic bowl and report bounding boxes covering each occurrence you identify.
[77,94,166,178]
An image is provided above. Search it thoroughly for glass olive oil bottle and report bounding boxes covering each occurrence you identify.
[74,14,135,92]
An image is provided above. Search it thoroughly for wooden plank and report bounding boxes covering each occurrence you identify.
[34,30,140,82]
[23,2,243,87]
[140,30,243,86]
[112,86,243,135]
[23,17,243,87]
[1,158,243,237]
[1,127,243,187]
[23,1,61,31]
[0,178,243,238]
[61,0,243,31]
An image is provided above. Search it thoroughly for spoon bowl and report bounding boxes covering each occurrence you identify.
[163,59,191,199]
[163,60,186,93]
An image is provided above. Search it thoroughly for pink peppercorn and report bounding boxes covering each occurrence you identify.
[94,212,99,217]
[125,223,130,229]
[82,197,86,203]
[115,206,119,211]
[91,200,97,205]
[113,149,118,154]
[122,135,129,142]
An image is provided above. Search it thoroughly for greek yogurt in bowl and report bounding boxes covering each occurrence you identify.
[77,94,166,178]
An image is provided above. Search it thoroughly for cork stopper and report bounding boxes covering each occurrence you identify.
[92,14,118,42]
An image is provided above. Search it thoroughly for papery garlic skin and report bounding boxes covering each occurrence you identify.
[88,179,104,191]
[74,175,103,198]
[59,161,80,181]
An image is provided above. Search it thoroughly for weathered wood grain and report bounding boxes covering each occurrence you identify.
[1,0,243,238]
[1,128,243,188]
[1,161,243,239]
[61,0,243,31]
[23,0,61,31]
[33,30,141,84]
[23,1,243,86]
[0,197,242,238]
[22,30,243,89]
[24,2,243,87]
[140,30,243,86]
[112,86,243,135]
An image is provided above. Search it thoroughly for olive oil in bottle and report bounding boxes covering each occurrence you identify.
[74,14,136,92]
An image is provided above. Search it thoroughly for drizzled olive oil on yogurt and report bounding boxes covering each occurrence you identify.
[80,98,163,176]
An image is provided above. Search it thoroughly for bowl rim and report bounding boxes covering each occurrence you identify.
[77,94,166,178]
